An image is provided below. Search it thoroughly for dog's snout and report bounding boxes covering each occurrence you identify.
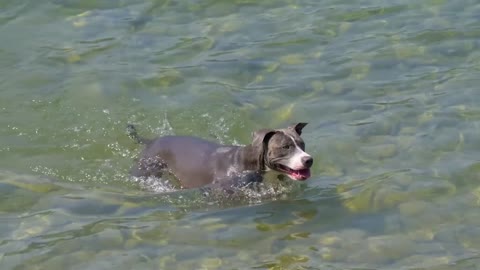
[302,156,313,168]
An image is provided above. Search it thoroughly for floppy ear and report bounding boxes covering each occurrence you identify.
[289,122,308,135]
[251,129,276,149]
[251,129,276,169]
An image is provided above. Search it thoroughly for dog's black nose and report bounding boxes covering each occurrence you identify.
[302,156,313,168]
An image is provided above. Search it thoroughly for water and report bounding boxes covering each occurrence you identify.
[1,0,480,269]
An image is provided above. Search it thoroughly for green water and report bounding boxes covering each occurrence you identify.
[1,0,480,269]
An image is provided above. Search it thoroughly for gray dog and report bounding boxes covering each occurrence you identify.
[127,123,313,189]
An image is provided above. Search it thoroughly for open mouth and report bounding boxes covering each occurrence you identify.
[277,164,311,181]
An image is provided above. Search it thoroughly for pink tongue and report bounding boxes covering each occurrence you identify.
[291,169,311,180]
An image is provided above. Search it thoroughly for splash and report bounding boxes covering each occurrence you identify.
[219,179,303,205]
[132,172,304,208]
[131,175,178,193]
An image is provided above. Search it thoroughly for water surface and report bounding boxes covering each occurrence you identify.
[1,0,480,269]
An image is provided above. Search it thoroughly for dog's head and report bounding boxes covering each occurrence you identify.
[251,123,313,181]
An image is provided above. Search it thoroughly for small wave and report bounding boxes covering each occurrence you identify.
[131,172,305,208]
[210,180,302,205]
[130,176,178,193]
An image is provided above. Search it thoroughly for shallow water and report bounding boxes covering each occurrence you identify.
[1,0,480,269]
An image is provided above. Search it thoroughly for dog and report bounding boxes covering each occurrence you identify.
[127,123,313,189]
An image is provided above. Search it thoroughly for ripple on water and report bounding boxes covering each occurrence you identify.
[3,0,480,268]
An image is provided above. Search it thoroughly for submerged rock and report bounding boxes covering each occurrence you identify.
[391,254,450,268]
[200,257,223,269]
[407,179,456,199]
[347,234,415,265]
[279,54,305,65]
[317,228,367,248]
[357,143,398,161]
[12,214,51,240]
[398,200,432,217]
[457,226,480,249]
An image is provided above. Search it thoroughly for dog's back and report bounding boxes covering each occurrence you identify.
[131,135,230,188]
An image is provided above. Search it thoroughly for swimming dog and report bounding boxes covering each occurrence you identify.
[127,123,313,189]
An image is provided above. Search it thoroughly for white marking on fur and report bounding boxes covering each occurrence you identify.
[282,135,311,170]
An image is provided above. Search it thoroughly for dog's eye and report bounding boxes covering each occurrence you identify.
[282,145,292,149]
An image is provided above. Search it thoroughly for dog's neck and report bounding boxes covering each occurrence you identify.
[234,144,267,172]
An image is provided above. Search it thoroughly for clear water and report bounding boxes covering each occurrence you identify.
[1,0,480,269]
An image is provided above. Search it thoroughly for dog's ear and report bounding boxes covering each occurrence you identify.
[289,122,308,135]
[251,129,276,148]
[251,129,276,169]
